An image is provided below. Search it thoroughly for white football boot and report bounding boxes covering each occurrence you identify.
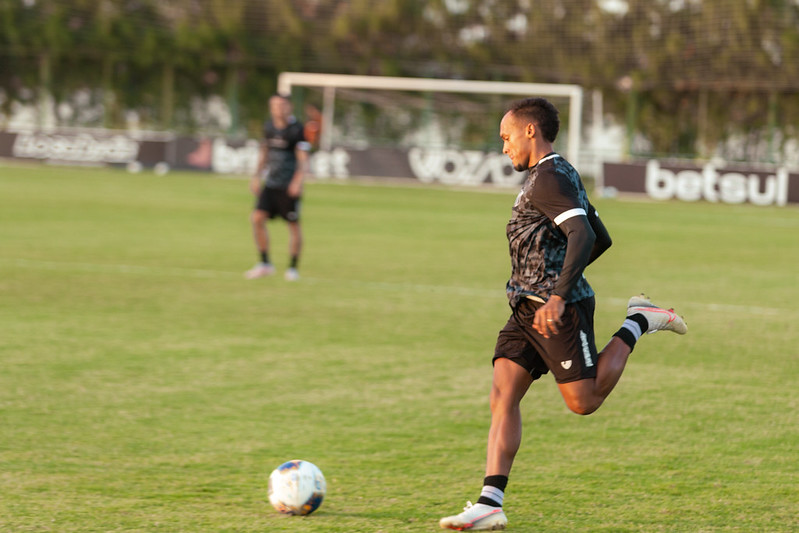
[284,268,300,282]
[627,294,687,335]
[244,262,275,279]
[439,501,507,531]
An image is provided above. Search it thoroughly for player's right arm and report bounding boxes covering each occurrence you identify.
[528,171,596,337]
[250,142,268,195]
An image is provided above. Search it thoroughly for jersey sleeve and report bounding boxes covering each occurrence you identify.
[530,168,586,224]
[291,122,311,152]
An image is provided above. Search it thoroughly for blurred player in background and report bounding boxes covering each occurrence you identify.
[245,94,310,282]
[439,97,687,531]
[303,103,322,150]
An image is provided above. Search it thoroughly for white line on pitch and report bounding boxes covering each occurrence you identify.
[5,258,499,297]
[5,258,796,317]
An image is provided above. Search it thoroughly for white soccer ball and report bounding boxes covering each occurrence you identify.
[268,460,326,515]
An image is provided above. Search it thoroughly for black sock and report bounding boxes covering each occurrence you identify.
[260,251,270,264]
[614,313,649,351]
[476,475,508,507]
[290,255,299,269]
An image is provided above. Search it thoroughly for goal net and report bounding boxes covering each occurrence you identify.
[278,72,583,187]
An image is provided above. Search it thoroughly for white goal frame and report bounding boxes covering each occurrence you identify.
[277,72,583,165]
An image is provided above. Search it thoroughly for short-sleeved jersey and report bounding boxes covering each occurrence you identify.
[262,117,308,189]
[505,153,595,306]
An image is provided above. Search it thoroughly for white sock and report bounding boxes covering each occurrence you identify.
[479,485,504,507]
[620,317,643,341]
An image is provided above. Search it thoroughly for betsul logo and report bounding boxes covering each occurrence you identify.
[645,160,789,206]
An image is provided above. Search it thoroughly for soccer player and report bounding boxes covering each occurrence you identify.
[439,98,687,531]
[245,94,310,282]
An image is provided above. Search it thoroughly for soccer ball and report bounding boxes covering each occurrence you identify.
[268,460,326,515]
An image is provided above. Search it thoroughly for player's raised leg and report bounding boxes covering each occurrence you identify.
[557,294,687,415]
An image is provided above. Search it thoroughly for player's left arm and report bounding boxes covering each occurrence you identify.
[586,202,612,265]
[287,134,311,199]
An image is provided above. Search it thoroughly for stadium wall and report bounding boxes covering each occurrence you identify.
[2,128,798,206]
[0,129,528,187]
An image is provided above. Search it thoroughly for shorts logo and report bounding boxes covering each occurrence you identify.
[561,360,572,370]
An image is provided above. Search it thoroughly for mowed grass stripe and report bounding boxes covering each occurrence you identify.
[0,164,797,532]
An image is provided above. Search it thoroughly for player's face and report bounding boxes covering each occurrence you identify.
[269,97,291,121]
[500,112,531,171]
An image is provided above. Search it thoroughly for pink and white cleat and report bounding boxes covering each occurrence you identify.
[627,294,687,335]
[244,262,275,280]
[439,501,507,531]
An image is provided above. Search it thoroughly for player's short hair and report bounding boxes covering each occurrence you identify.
[507,97,560,143]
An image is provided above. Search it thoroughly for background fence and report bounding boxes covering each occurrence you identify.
[2,1,799,168]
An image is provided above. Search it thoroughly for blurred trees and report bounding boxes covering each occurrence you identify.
[0,0,797,161]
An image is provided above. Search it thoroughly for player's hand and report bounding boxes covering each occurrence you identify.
[533,295,565,338]
[249,176,261,196]
[287,179,303,198]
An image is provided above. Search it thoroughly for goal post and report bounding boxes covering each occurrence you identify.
[277,72,583,165]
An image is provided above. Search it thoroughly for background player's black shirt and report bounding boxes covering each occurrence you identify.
[505,153,597,306]
[262,117,307,189]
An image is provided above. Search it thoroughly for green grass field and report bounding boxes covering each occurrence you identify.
[1,163,797,532]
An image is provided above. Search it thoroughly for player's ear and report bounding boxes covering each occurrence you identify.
[525,122,536,139]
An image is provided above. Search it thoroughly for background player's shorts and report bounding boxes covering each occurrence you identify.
[256,186,301,222]
[493,296,598,384]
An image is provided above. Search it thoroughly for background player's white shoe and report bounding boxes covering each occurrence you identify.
[284,268,300,281]
[627,294,687,334]
[244,262,275,279]
[439,501,507,531]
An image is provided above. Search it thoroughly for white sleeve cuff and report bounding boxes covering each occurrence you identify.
[554,208,587,225]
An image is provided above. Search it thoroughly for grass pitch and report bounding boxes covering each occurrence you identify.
[1,163,797,532]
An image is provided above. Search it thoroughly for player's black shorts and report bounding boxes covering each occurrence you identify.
[493,296,598,384]
[256,186,301,222]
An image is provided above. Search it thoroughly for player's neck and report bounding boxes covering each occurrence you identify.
[529,144,555,168]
